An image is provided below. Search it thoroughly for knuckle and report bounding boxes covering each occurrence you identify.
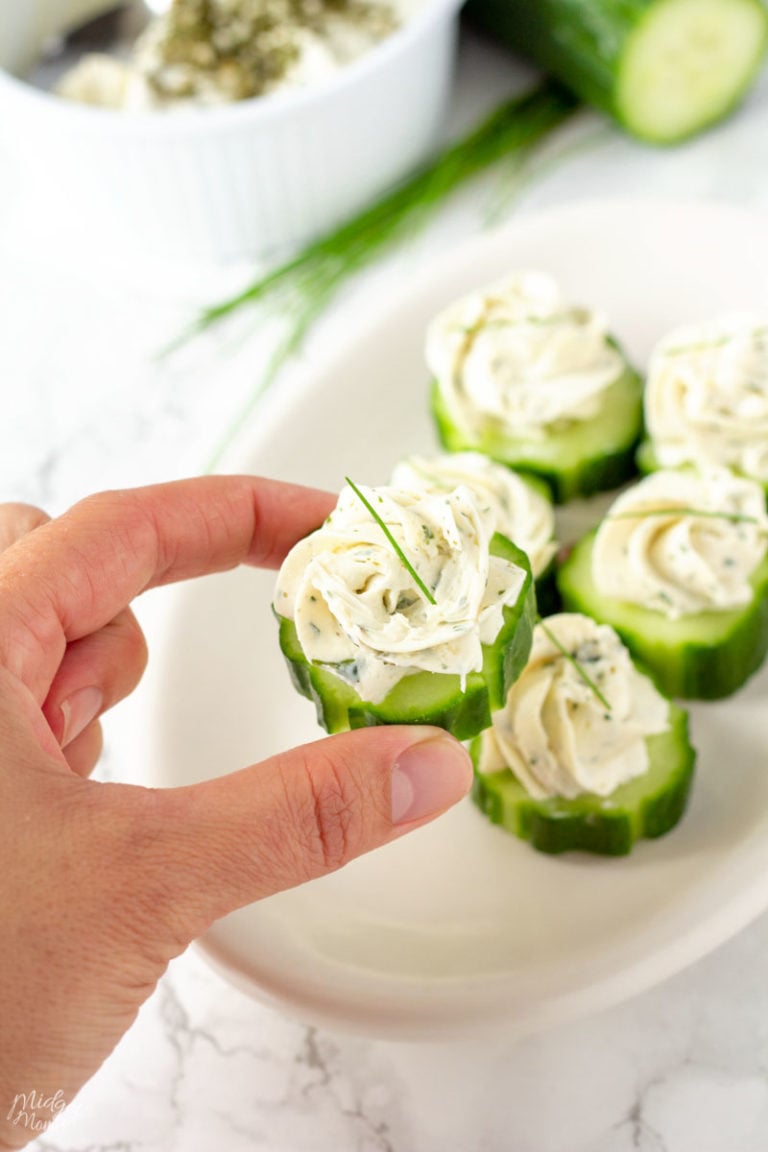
[111,609,149,679]
[288,751,363,876]
[0,502,50,551]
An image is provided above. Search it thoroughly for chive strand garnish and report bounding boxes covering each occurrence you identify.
[606,507,762,525]
[539,621,612,711]
[345,477,437,606]
[664,325,768,357]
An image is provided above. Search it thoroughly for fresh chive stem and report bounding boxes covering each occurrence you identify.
[539,620,612,711]
[186,81,578,470]
[190,82,576,337]
[345,477,438,607]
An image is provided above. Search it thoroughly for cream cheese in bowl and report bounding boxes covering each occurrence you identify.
[55,0,413,110]
[0,0,462,258]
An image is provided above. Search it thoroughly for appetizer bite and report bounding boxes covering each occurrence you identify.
[427,271,643,503]
[638,315,768,490]
[557,468,768,699]
[390,450,559,611]
[274,479,536,738]
[471,613,695,856]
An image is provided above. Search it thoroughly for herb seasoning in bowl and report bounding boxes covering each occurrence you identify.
[0,0,462,260]
[57,0,403,109]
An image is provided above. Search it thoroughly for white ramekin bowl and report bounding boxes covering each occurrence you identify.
[0,0,462,261]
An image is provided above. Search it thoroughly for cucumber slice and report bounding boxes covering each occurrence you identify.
[470,704,695,855]
[557,530,768,699]
[618,0,768,144]
[276,533,537,740]
[465,0,768,144]
[430,363,643,504]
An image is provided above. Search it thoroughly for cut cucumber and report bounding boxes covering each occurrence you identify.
[636,439,662,477]
[470,704,695,855]
[465,0,768,144]
[430,363,643,504]
[276,533,537,740]
[533,558,560,618]
[557,529,768,699]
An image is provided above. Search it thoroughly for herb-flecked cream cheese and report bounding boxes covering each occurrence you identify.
[390,451,557,578]
[274,482,527,704]
[479,614,669,800]
[592,468,768,619]
[645,315,768,482]
[427,271,625,442]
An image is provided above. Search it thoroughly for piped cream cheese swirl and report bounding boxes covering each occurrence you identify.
[480,614,668,800]
[645,315,768,481]
[390,452,557,578]
[274,483,527,704]
[427,271,625,440]
[592,469,768,618]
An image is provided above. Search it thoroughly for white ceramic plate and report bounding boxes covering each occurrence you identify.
[147,201,768,1040]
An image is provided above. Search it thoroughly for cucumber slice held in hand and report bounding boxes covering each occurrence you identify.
[470,704,695,856]
[275,509,537,741]
[465,0,768,145]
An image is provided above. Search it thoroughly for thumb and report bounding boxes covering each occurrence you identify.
[145,726,472,939]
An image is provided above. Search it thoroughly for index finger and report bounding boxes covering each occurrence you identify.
[0,475,335,699]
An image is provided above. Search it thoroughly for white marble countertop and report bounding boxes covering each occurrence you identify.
[5,25,768,1152]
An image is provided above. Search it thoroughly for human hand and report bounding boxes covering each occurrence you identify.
[0,476,472,1149]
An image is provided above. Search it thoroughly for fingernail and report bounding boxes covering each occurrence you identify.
[391,734,473,825]
[60,687,103,748]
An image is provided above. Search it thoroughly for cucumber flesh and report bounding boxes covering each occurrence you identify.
[465,0,768,144]
[276,533,537,740]
[618,0,768,144]
[430,364,643,504]
[470,704,695,856]
[557,530,768,699]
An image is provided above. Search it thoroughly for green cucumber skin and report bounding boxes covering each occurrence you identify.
[470,705,695,856]
[464,0,768,143]
[430,365,643,504]
[534,562,561,618]
[464,0,641,123]
[276,534,536,740]
[557,531,768,700]
[635,439,660,476]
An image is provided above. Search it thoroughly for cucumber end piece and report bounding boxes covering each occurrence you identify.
[617,0,768,144]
